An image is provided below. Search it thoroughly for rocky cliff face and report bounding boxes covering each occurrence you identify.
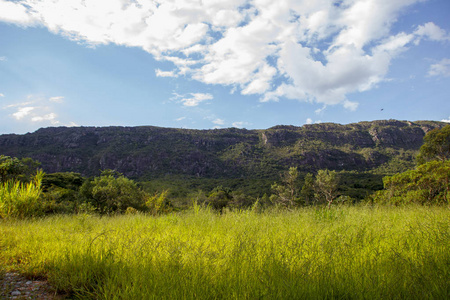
[0,120,445,179]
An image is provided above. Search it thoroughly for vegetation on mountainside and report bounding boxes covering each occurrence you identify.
[0,120,445,180]
[417,124,450,164]
[1,124,449,217]
[372,124,450,206]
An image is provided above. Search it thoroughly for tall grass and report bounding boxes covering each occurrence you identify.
[0,172,43,219]
[0,205,449,299]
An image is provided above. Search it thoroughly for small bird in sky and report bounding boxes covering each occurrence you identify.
[381,109,384,111]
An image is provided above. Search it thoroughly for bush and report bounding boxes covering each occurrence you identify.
[0,171,44,219]
[87,174,147,214]
[145,190,170,215]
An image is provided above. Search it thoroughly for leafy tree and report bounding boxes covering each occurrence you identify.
[270,167,300,208]
[417,125,450,164]
[0,155,41,183]
[0,155,25,182]
[300,173,314,205]
[372,160,450,205]
[314,169,339,209]
[39,172,86,214]
[229,191,254,210]
[207,186,232,213]
[1,155,41,182]
[82,171,147,214]
[42,172,84,191]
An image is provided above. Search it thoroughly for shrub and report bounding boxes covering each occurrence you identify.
[0,171,44,219]
[87,174,147,214]
[145,190,170,215]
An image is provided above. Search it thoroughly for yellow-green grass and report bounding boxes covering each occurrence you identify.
[1,206,449,299]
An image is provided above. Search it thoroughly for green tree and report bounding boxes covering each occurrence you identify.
[270,167,300,208]
[40,172,85,214]
[0,155,41,183]
[0,155,25,182]
[372,160,450,206]
[417,125,450,164]
[314,169,339,209]
[300,173,315,205]
[207,186,232,213]
[82,171,147,214]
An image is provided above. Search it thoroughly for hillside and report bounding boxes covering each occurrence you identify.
[0,120,445,180]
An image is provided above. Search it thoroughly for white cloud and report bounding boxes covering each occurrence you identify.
[415,22,450,42]
[180,93,213,107]
[0,0,37,25]
[155,69,179,78]
[6,94,65,125]
[0,56,6,61]
[427,58,450,78]
[232,121,249,128]
[12,106,34,120]
[442,117,450,123]
[212,118,225,125]
[175,117,186,122]
[343,100,359,111]
[0,93,4,97]
[315,105,327,115]
[49,96,64,103]
[1,0,447,111]
[31,113,59,124]
[305,118,323,125]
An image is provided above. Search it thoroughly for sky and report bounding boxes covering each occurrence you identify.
[0,0,449,134]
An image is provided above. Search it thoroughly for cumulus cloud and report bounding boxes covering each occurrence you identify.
[427,58,450,78]
[442,117,450,123]
[415,22,450,42]
[31,112,58,123]
[155,69,179,78]
[212,118,225,125]
[180,93,213,107]
[12,106,34,120]
[1,0,447,110]
[0,0,37,25]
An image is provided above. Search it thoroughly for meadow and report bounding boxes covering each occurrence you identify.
[0,205,449,299]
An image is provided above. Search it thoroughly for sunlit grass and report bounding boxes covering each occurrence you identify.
[1,205,449,299]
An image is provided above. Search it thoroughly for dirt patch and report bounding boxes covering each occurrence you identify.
[0,272,68,299]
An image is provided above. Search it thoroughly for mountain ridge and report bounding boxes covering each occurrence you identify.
[0,119,446,179]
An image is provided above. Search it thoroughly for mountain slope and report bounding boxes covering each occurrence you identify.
[0,120,445,179]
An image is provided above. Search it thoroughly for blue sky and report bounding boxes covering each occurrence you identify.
[0,0,449,134]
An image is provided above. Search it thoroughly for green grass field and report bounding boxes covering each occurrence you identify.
[1,205,449,299]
